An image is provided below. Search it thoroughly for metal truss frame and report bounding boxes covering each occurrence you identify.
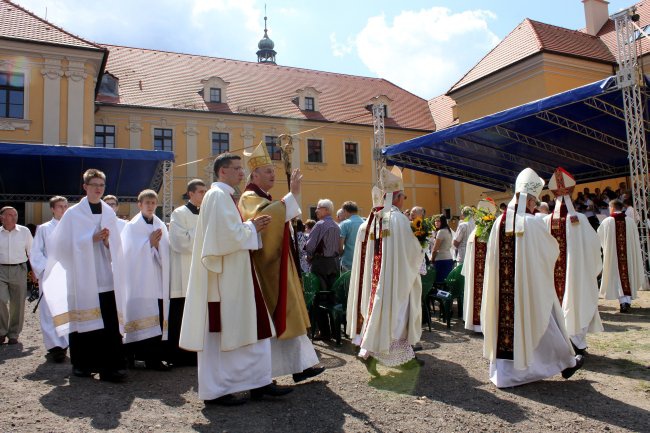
[416,147,519,179]
[372,104,386,188]
[490,125,613,172]
[390,152,511,191]
[614,8,650,277]
[444,136,556,174]
[534,110,628,152]
[161,159,174,223]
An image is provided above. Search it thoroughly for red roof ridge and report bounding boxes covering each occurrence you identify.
[102,43,397,84]
[2,0,104,51]
[528,18,603,41]
[448,18,535,94]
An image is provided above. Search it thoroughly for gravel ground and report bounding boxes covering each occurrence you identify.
[1,293,648,433]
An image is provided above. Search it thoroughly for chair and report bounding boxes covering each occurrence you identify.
[302,272,321,338]
[428,263,464,328]
[330,271,352,345]
[420,266,437,332]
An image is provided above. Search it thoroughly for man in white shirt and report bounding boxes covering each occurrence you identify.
[0,206,33,345]
[30,196,69,360]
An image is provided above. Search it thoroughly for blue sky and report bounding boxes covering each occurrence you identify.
[17,0,633,99]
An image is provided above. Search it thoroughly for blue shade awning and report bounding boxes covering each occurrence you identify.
[383,76,641,191]
[0,143,174,202]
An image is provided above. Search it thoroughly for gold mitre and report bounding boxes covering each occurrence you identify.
[245,141,273,171]
[380,166,404,193]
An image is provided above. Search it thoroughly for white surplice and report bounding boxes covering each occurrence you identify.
[179,182,273,400]
[346,217,371,344]
[357,206,424,365]
[121,213,170,343]
[461,228,483,333]
[42,198,127,337]
[30,219,69,350]
[544,211,603,347]
[169,205,198,299]
[482,212,576,387]
[598,213,645,302]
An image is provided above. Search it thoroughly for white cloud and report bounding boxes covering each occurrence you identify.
[355,7,500,99]
[329,32,354,57]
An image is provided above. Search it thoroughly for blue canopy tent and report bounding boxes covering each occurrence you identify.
[0,143,174,202]
[383,76,645,191]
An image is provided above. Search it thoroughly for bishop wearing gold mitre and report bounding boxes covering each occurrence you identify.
[238,142,324,383]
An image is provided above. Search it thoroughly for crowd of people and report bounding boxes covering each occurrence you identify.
[0,149,645,403]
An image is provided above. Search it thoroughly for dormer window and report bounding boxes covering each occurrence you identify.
[201,76,229,104]
[305,96,315,111]
[209,88,221,103]
[367,95,393,119]
[296,86,321,112]
[98,72,119,98]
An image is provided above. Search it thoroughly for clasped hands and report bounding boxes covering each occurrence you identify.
[252,215,272,231]
[93,228,110,247]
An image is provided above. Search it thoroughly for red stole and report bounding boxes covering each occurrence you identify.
[472,240,487,327]
[496,211,516,360]
[550,203,568,304]
[613,212,633,296]
[361,214,384,340]
[207,194,274,340]
[355,208,382,331]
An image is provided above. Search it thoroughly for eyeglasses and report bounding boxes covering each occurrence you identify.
[86,183,106,188]
[106,202,118,207]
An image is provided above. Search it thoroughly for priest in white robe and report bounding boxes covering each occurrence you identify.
[238,142,322,383]
[29,196,69,362]
[355,167,425,376]
[42,169,128,383]
[168,179,206,366]
[544,168,603,354]
[598,199,645,313]
[180,153,292,406]
[482,168,582,388]
[121,189,171,371]
[462,198,496,333]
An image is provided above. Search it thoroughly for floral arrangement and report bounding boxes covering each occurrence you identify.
[471,206,497,243]
[410,216,434,248]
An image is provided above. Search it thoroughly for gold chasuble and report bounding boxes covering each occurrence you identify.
[239,185,311,340]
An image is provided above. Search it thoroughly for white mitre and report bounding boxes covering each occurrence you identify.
[506,168,545,234]
[548,167,579,225]
[477,198,497,215]
[379,166,404,236]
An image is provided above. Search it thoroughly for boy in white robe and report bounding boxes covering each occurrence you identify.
[121,189,171,371]
[43,169,128,383]
[482,168,583,388]
[180,153,292,406]
[598,199,645,313]
[30,196,70,362]
[544,168,603,354]
[168,179,206,366]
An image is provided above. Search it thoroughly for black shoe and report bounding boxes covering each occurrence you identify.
[72,367,93,378]
[145,360,173,372]
[99,370,127,383]
[620,303,631,313]
[204,394,248,406]
[360,356,380,378]
[571,342,587,356]
[412,343,423,352]
[250,383,293,400]
[292,366,325,383]
[48,347,68,363]
[562,355,584,379]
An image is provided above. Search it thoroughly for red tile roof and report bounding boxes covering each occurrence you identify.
[100,45,435,131]
[0,0,103,51]
[428,95,457,130]
[449,18,615,93]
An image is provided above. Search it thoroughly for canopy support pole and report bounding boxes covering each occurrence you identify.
[162,159,173,223]
[372,104,386,189]
[614,8,650,280]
